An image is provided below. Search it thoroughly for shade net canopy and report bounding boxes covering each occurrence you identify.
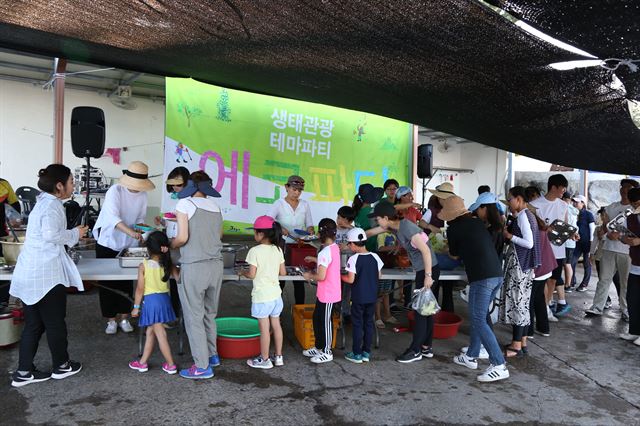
[0,0,638,173]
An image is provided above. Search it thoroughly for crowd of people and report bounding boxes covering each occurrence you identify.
[6,162,640,387]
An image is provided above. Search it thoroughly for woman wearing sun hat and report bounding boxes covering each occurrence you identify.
[443,196,509,383]
[93,161,155,335]
[170,170,224,379]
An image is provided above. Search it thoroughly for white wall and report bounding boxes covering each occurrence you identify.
[415,135,508,208]
[0,79,165,219]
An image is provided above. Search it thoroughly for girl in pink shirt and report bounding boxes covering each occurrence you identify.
[302,218,341,363]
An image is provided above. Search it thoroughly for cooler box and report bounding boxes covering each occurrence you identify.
[0,309,24,347]
[293,304,339,349]
[286,245,317,269]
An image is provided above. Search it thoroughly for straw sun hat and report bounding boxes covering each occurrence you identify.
[428,182,456,199]
[437,196,470,222]
[119,161,155,192]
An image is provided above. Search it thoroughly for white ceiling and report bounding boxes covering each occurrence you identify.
[0,47,165,100]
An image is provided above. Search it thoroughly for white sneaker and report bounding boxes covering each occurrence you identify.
[619,332,640,341]
[477,364,510,383]
[246,356,273,369]
[453,353,478,370]
[119,319,134,333]
[272,355,284,366]
[302,347,321,357]
[547,307,559,322]
[105,320,117,334]
[461,345,489,360]
[310,351,333,364]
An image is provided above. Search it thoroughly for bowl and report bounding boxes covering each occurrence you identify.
[215,317,261,359]
[0,236,26,265]
[407,310,462,339]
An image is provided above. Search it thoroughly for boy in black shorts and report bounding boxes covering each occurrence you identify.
[342,227,384,363]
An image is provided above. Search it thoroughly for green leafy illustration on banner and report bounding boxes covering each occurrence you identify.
[164,78,412,233]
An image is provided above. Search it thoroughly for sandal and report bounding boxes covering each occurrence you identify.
[504,345,525,358]
[375,319,385,329]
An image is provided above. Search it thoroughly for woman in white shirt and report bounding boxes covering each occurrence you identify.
[10,164,88,387]
[92,161,154,335]
[267,175,314,305]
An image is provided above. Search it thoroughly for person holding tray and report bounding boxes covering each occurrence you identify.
[93,161,155,335]
[10,164,87,387]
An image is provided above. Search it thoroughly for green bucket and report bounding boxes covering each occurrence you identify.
[215,317,260,338]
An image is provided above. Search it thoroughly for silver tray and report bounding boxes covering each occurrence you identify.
[116,247,149,268]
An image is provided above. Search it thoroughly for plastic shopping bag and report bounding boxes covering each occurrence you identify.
[411,288,441,316]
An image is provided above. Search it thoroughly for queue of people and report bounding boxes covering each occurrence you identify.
[7,161,639,389]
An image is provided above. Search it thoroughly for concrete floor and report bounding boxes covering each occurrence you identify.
[2,267,640,425]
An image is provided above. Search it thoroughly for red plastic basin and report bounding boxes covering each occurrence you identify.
[216,336,261,359]
[407,310,463,339]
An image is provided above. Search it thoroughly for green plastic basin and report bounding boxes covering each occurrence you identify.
[215,317,260,338]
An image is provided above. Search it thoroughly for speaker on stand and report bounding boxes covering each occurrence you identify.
[417,144,433,212]
[70,106,105,228]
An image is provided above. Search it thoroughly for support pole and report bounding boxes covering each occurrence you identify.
[53,58,67,164]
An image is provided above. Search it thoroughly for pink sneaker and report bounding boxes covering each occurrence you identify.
[128,360,148,372]
[162,362,177,375]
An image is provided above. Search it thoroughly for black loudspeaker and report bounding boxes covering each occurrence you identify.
[71,107,105,158]
[417,144,433,179]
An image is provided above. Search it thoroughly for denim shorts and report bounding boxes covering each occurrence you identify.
[251,298,284,318]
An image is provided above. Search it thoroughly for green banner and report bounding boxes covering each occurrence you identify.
[164,78,412,233]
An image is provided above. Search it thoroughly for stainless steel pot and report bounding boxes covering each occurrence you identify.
[221,244,247,268]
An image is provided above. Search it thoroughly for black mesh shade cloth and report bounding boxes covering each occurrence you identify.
[1,0,639,173]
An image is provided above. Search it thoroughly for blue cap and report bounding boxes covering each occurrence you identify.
[468,192,500,213]
[177,179,221,199]
[395,186,412,199]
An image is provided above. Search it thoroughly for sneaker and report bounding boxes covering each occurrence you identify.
[619,332,640,341]
[535,330,550,337]
[361,352,370,362]
[604,300,612,310]
[310,351,334,364]
[585,307,603,316]
[128,360,148,372]
[375,319,385,329]
[119,319,134,333]
[247,356,273,369]
[344,352,363,364]
[51,360,82,380]
[462,345,489,360]
[547,307,559,322]
[271,355,284,367]
[302,347,321,357]
[453,352,478,370]
[564,286,573,293]
[105,320,117,334]
[162,363,177,374]
[396,349,422,363]
[555,304,572,317]
[209,354,221,368]
[421,346,434,358]
[576,284,588,292]
[179,364,214,379]
[11,370,51,388]
[477,364,510,383]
